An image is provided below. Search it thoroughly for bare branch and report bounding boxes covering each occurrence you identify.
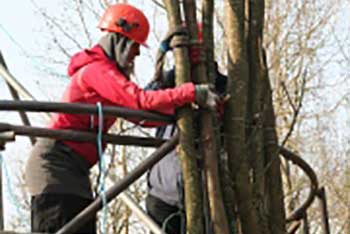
[31,0,84,50]
[151,0,166,10]
[280,69,307,148]
[75,0,93,47]
[281,81,297,112]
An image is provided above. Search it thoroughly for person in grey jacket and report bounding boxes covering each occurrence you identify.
[145,66,227,234]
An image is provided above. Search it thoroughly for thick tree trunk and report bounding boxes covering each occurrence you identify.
[246,0,287,233]
[246,0,269,233]
[183,1,230,233]
[163,1,204,234]
[262,49,287,234]
[223,1,260,234]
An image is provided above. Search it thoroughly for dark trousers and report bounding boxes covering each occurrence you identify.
[146,194,183,234]
[31,193,96,234]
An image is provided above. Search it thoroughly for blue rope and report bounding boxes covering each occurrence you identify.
[96,102,107,234]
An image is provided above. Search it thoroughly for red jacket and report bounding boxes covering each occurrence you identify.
[49,45,195,166]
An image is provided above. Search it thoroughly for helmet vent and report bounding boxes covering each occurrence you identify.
[116,18,139,32]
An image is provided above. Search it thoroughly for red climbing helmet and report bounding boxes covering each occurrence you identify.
[98,4,150,47]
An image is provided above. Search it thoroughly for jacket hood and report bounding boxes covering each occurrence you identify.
[67,45,107,76]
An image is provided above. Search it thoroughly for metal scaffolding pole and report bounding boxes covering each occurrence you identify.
[0,122,165,147]
[0,52,37,144]
[0,53,36,102]
[118,192,165,234]
[106,173,165,234]
[280,147,319,222]
[302,213,310,234]
[56,133,179,234]
[317,187,331,234]
[0,100,174,124]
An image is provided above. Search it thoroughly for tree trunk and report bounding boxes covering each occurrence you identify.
[182,1,230,234]
[246,0,269,233]
[163,1,204,234]
[224,1,260,234]
[261,48,287,234]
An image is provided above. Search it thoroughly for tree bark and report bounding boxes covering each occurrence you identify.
[183,1,230,233]
[224,1,260,234]
[246,0,269,233]
[163,1,204,234]
[261,48,287,234]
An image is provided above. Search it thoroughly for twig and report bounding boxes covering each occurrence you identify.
[75,0,93,47]
[280,69,307,148]
[281,81,297,112]
[31,0,84,50]
[151,0,166,10]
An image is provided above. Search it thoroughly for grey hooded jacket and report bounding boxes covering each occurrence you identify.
[148,125,183,207]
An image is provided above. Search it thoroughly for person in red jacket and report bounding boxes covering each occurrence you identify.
[25,3,218,234]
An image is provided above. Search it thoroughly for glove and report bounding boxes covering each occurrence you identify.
[159,39,171,53]
[195,84,220,111]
